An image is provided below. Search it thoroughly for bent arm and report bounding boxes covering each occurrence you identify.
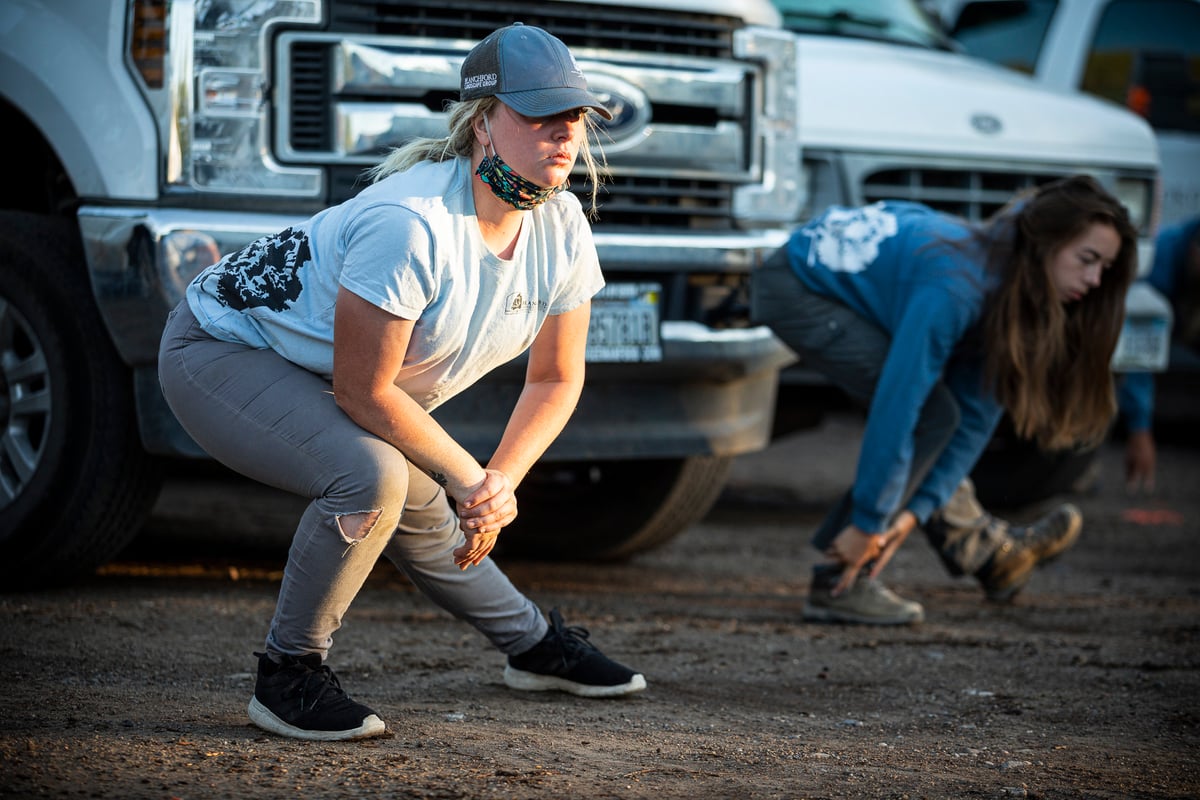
[486,301,591,487]
[331,286,487,501]
[451,301,590,569]
[906,360,1003,523]
[850,299,964,533]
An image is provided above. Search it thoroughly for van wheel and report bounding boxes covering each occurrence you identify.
[497,456,732,561]
[0,212,161,589]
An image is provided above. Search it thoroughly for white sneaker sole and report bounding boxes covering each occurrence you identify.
[504,666,647,697]
[248,697,387,741]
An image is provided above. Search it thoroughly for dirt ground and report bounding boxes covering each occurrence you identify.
[1,413,1197,800]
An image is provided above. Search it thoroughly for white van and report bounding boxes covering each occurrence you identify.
[932,0,1200,228]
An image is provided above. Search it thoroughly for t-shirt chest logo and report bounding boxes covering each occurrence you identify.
[505,292,548,315]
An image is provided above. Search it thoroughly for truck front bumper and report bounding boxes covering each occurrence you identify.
[434,323,795,461]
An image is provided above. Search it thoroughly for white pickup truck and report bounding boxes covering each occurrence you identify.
[0,0,802,586]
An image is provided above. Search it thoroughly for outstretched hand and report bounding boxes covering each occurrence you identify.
[1124,430,1157,495]
[453,469,517,569]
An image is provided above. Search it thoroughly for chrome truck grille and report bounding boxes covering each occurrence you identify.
[861,166,1065,222]
[280,1,772,230]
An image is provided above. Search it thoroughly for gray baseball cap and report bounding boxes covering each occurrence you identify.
[460,23,613,120]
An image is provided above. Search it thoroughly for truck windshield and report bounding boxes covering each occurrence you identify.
[944,0,1059,75]
[770,0,954,49]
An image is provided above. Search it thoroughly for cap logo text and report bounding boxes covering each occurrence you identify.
[463,73,498,91]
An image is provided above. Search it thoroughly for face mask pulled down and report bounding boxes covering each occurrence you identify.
[476,115,568,210]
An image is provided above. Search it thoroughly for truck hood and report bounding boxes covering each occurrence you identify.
[796,35,1158,168]
[552,0,781,27]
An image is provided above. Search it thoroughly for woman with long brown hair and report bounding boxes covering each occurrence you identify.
[752,175,1137,624]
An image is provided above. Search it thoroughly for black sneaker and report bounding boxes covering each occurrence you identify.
[247,652,386,741]
[977,503,1083,603]
[504,609,646,698]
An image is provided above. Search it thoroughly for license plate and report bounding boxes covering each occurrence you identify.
[1111,316,1170,372]
[586,282,663,363]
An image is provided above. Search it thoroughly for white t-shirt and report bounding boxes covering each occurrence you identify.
[187,157,604,410]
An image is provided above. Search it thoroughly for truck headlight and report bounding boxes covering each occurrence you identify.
[1112,176,1154,236]
[162,0,324,196]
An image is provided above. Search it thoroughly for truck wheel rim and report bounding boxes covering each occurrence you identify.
[0,297,50,508]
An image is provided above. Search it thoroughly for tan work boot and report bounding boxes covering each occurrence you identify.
[803,566,925,625]
[977,503,1083,603]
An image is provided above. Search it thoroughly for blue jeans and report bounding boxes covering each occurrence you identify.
[158,303,547,660]
[751,249,1004,576]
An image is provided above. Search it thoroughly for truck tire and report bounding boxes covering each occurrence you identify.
[496,455,731,561]
[0,212,162,589]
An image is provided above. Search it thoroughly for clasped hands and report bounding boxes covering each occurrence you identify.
[452,468,518,570]
[824,510,918,596]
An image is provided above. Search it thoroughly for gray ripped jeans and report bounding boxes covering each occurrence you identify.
[158,303,547,660]
[751,249,1005,577]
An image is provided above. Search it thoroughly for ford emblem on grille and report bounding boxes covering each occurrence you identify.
[970,113,1003,135]
[586,74,652,148]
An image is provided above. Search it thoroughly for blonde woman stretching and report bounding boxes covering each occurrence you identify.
[159,24,644,742]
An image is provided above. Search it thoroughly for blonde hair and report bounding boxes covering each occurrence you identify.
[980,175,1137,450]
[364,97,607,216]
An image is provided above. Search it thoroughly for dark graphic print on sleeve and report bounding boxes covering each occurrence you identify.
[212,226,310,312]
